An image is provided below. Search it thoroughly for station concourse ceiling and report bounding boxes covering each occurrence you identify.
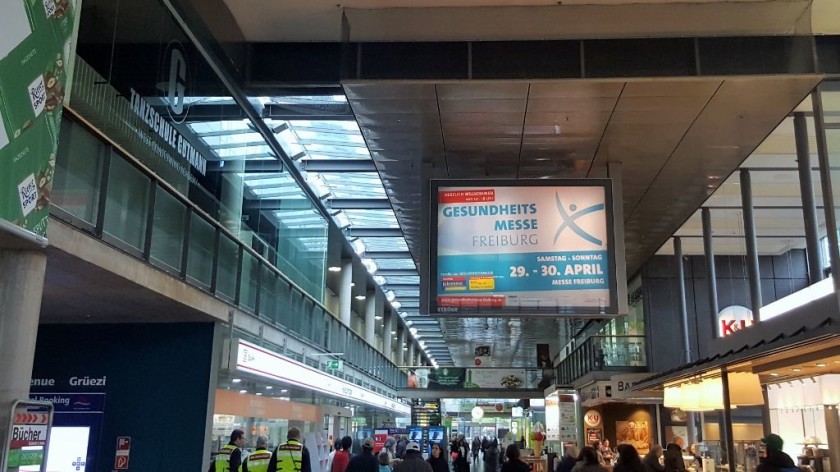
[340,77,820,367]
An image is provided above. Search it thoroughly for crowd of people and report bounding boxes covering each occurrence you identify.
[553,434,796,472]
[211,430,797,472]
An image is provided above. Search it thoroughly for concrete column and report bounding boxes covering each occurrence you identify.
[674,237,697,446]
[812,91,840,291]
[824,406,840,472]
[739,169,762,322]
[794,112,824,284]
[0,250,47,457]
[396,328,406,366]
[407,341,416,368]
[383,310,393,359]
[338,261,352,326]
[364,292,376,345]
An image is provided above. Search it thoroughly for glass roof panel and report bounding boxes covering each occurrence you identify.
[318,173,386,199]
[384,276,420,285]
[188,120,251,136]
[359,237,409,252]
[375,259,417,270]
[343,209,400,228]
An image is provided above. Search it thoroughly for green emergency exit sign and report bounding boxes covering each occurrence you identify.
[325,360,343,370]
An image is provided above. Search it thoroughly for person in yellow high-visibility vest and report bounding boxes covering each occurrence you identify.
[244,435,272,472]
[210,429,246,472]
[267,427,311,472]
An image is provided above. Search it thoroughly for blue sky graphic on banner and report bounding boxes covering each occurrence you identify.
[431,180,616,315]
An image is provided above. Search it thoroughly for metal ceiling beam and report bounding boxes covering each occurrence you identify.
[244,199,317,210]
[262,103,355,121]
[366,251,413,259]
[327,199,391,210]
[301,159,377,172]
[376,269,420,276]
[207,160,285,173]
[246,36,828,84]
[346,228,403,237]
[382,283,419,289]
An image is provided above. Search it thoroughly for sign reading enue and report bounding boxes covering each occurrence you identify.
[430,180,617,316]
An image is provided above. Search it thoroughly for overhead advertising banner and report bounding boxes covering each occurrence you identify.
[430,180,617,316]
[0,0,76,237]
[409,368,532,389]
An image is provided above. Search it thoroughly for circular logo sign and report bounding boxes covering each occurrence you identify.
[717,305,753,337]
[584,409,602,428]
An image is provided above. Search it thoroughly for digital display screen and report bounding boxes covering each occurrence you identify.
[22,426,90,472]
[430,179,617,316]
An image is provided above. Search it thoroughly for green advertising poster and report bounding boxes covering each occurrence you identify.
[7,448,44,468]
[0,0,75,237]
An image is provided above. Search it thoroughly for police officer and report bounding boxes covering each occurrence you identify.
[267,427,312,472]
[244,435,272,472]
[210,429,246,472]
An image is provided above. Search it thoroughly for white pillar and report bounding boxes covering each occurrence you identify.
[397,328,406,366]
[0,250,47,456]
[408,341,416,368]
[338,261,352,326]
[383,311,393,360]
[364,291,376,345]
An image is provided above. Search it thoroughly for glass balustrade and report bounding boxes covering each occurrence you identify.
[50,113,404,389]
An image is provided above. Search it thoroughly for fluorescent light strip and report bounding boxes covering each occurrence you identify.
[236,340,410,415]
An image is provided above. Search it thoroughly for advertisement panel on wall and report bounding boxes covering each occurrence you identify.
[0,0,76,237]
[427,426,445,455]
[430,180,617,316]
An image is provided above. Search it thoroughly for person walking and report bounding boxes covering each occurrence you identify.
[500,444,530,472]
[395,442,432,472]
[484,439,500,472]
[210,429,246,472]
[244,436,273,472]
[555,445,579,472]
[267,427,311,472]
[756,434,795,472]
[347,438,379,472]
[642,445,665,472]
[380,451,394,472]
[427,443,449,472]
[663,444,685,472]
[614,445,646,472]
[332,437,354,472]
[473,437,481,464]
[571,447,608,472]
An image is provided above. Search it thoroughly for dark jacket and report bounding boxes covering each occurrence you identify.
[501,459,532,472]
[347,449,379,472]
[557,456,577,472]
[485,446,500,472]
[396,440,408,459]
[663,448,685,472]
[395,451,432,472]
[756,450,796,472]
[428,455,449,472]
[642,454,664,472]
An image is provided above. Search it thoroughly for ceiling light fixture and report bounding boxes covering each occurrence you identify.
[281,389,289,393]
[266,386,273,390]
[817,363,827,368]
[792,368,802,372]
[328,266,341,272]
[355,295,366,301]
[232,378,242,383]
[770,373,780,377]
[239,389,248,394]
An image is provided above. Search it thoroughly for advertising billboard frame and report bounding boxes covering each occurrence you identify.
[429,178,618,316]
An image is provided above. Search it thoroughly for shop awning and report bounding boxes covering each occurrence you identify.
[632,289,840,391]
